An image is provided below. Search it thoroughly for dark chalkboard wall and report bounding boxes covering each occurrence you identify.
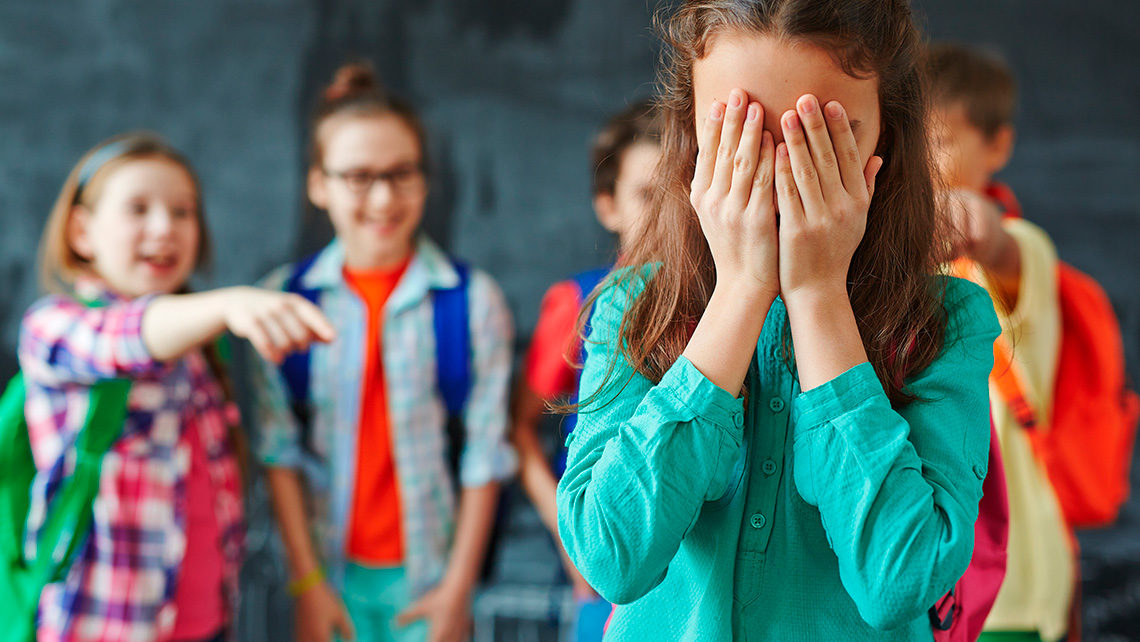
[1,1,1138,639]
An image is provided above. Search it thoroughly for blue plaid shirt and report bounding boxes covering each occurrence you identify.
[252,236,516,595]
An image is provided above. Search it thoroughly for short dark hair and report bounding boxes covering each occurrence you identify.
[591,100,663,196]
[924,42,1017,138]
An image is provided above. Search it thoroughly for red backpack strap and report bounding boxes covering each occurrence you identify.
[985,182,1023,220]
[990,337,1039,431]
[948,259,1038,431]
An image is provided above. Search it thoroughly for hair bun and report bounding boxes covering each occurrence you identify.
[323,62,382,104]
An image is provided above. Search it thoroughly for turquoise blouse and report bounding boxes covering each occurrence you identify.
[556,274,1000,641]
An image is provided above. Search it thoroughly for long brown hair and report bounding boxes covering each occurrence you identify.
[38,132,212,295]
[588,0,949,408]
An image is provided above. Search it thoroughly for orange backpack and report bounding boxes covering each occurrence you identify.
[979,184,1139,528]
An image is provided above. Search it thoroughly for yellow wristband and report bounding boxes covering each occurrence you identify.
[287,568,325,597]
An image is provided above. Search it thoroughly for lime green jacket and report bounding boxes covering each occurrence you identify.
[557,274,1000,640]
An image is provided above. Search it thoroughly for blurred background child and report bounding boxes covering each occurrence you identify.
[930,42,1108,638]
[20,133,334,641]
[252,63,516,642]
[511,100,662,641]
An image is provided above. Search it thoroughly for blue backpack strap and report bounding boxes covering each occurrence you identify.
[432,261,472,485]
[569,266,611,360]
[433,260,510,582]
[277,253,322,449]
[570,266,610,304]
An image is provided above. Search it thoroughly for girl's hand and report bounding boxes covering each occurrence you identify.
[222,287,336,363]
[295,582,355,642]
[775,95,883,303]
[690,88,779,302]
[943,188,1007,265]
[395,582,472,642]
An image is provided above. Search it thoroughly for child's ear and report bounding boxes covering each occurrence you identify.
[593,192,621,234]
[985,125,1016,175]
[307,167,329,209]
[67,205,94,261]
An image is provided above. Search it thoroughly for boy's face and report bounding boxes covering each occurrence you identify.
[931,101,1014,192]
[595,140,661,249]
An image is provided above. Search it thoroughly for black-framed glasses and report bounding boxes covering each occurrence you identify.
[323,163,425,196]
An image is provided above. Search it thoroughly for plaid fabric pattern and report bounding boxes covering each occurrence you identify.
[18,281,245,642]
[253,236,516,596]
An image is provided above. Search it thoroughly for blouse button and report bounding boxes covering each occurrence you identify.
[768,397,785,413]
[733,413,744,428]
[749,513,767,529]
[761,459,778,476]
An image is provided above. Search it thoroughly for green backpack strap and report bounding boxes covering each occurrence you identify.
[0,373,40,640]
[30,378,131,585]
[0,374,34,570]
[0,371,130,641]
[0,297,133,640]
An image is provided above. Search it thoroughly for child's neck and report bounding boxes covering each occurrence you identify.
[343,244,414,272]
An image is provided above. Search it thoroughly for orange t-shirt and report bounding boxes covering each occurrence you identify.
[344,258,410,565]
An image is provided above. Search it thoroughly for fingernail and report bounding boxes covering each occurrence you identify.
[746,104,759,122]
[799,96,816,114]
[826,102,844,119]
[730,91,742,108]
[710,101,723,120]
[777,143,789,158]
[783,112,799,130]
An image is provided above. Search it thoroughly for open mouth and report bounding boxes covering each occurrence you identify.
[140,253,179,271]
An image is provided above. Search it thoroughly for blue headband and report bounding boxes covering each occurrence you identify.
[73,140,136,202]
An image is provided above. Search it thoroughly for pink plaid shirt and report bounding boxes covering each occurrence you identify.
[18,281,244,642]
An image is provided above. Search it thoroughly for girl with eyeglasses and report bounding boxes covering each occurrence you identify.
[252,63,515,642]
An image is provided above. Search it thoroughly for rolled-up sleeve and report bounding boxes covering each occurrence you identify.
[19,295,159,386]
[790,278,1000,630]
[458,270,517,487]
[250,267,306,469]
[250,338,306,469]
[557,274,744,605]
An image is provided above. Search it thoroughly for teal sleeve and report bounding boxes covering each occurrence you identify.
[791,278,1000,630]
[556,276,745,604]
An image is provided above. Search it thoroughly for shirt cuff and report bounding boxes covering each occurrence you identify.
[257,435,305,469]
[658,356,746,432]
[792,361,885,431]
[460,438,519,487]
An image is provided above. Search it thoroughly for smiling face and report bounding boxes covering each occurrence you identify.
[69,157,201,298]
[308,112,427,269]
[692,32,882,174]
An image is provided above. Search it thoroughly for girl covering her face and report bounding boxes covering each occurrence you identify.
[556,1,1000,639]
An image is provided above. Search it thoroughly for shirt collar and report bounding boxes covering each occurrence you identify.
[71,275,133,304]
[301,235,461,313]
